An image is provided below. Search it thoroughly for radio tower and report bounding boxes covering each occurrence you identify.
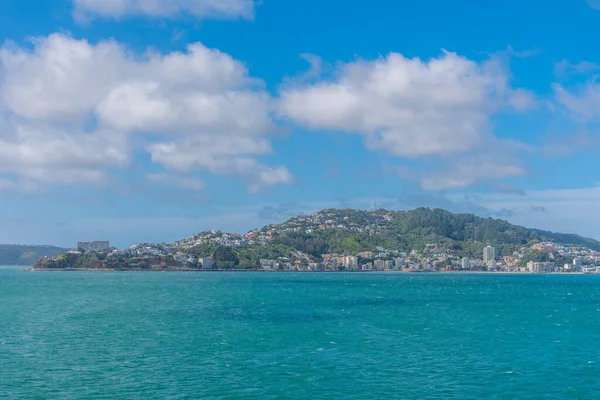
[373,200,377,212]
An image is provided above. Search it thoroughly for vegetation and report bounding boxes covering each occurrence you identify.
[261,208,600,259]
[0,245,67,266]
[31,207,600,270]
[34,251,191,271]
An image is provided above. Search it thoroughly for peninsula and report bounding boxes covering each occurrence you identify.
[32,208,600,273]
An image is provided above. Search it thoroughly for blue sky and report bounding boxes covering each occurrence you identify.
[1,0,600,248]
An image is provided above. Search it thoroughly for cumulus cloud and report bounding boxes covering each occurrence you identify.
[0,117,128,188]
[0,33,290,191]
[554,59,600,78]
[395,156,525,192]
[279,50,531,189]
[553,81,600,121]
[72,0,255,21]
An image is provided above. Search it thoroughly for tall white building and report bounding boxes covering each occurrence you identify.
[78,240,110,252]
[461,257,471,269]
[344,256,358,270]
[483,246,496,270]
[394,258,403,270]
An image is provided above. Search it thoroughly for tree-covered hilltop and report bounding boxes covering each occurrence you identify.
[245,207,600,259]
[0,245,67,266]
[175,207,600,269]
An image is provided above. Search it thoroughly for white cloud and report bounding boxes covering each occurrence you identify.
[72,0,255,21]
[279,50,530,189]
[0,36,127,121]
[396,156,525,191]
[507,88,537,112]
[0,33,290,191]
[146,135,291,189]
[0,118,128,188]
[554,59,600,78]
[553,82,600,121]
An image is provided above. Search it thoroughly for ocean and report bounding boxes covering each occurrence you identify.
[1,266,599,399]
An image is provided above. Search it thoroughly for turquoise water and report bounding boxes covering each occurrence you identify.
[1,267,599,399]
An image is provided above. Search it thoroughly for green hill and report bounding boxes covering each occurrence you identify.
[32,207,600,270]
[252,208,600,259]
[0,245,68,266]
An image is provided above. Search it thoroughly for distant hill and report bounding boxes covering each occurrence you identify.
[0,245,68,266]
[244,207,600,259]
[32,207,600,271]
[180,208,600,268]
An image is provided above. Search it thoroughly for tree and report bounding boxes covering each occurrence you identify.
[213,246,239,269]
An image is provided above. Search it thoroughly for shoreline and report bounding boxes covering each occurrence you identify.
[23,267,596,275]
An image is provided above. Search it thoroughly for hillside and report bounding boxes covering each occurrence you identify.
[245,207,600,260]
[0,245,68,266]
[33,208,600,271]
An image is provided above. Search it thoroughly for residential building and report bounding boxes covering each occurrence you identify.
[527,261,556,273]
[201,257,213,268]
[260,259,277,269]
[483,245,496,270]
[461,257,471,269]
[374,260,385,271]
[344,256,358,270]
[383,260,394,270]
[394,258,403,270]
[78,240,110,252]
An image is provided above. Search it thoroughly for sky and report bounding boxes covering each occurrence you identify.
[1,0,600,248]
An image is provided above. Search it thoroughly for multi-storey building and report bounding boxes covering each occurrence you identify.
[526,261,556,273]
[344,256,359,270]
[461,257,471,269]
[394,257,403,270]
[77,240,110,252]
[483,246,496,270]
[373,260,385,271]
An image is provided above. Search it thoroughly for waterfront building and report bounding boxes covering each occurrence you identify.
[394,258,403,270]
[526,261,556,273]
[344,256,359,270]
[483,246,496,270]
[461,257,471,269]
[201,257,213,268]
